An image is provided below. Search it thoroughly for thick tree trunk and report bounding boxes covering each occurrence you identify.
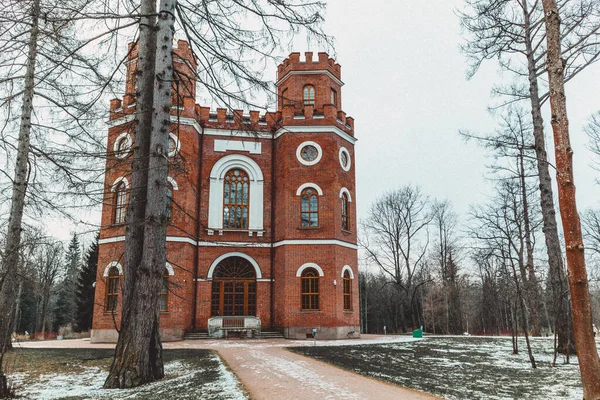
[541,1,600,397]
[522,0,574,353]
[104,0,176,389]
[0,0,40,396]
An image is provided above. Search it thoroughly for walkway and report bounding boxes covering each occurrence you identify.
[19,335,439,400]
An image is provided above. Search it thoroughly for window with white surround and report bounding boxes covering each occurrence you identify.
[339,147,351,171]
[208,155,264,231]
[296,141,322,166]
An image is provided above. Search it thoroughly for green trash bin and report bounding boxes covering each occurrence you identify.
[413,328,423,338]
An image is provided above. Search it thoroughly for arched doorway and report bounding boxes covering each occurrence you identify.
[210,256,257,316]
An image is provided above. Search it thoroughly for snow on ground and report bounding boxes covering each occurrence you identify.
[291,336,595,400]
[10,355,248,400]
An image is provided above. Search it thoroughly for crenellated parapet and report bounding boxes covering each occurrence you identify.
[277,52,341,82]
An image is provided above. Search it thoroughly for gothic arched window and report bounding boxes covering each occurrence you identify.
[223,169,250,229]
[113,182,127,225]
[343,269,352,310]
[301,188,319,227]
[160,268,169,312]
[303,85,315,106]
[105,267,120,312]
[301,268,320,310]
[341,192,350,231]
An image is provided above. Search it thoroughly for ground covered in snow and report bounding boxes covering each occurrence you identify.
[4,348,247,400]
[291,336,596,399]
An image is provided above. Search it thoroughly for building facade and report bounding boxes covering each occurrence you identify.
[91,41,359,341]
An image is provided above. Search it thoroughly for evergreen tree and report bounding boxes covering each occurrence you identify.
[53,233,80,330]
[74,236,98,332]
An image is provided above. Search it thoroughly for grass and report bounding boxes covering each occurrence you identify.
[3,348,247,400]
[290,337,593,399]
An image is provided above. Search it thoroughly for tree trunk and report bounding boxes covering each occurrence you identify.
[104,0,176,389]
[0,0,40,396]
[518,144,541,336]
[541,1,600,397]
[522,0,574,353]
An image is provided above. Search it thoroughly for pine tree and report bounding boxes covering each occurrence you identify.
[74,236,98,332]
[53,233,80,330]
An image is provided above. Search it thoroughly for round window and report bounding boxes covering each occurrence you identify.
[296,141,322,166]
[339,147,351,171]
[113,132,132,159]
[168,133,180,157]
[301,145,318,162]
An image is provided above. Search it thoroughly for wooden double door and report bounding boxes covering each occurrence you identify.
[210,256,257,316]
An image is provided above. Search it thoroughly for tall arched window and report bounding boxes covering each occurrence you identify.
[343,270,352,310]
[341,193,350,231]
[223,169,250,229]
[301,188,319,227]
[303,85,315,106]
[166,185,173,221]
[105,267,120,312]
[301,268,320,310]
[160,268,169,312]
[114,182,127,224]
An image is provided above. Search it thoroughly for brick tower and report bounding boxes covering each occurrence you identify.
[91,45,359,342]
[272,52,359,338]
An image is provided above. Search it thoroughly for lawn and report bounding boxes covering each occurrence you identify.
[4,348,248,400]
[290,336,595,399]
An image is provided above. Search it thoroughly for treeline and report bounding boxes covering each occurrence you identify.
[9,231,97,338]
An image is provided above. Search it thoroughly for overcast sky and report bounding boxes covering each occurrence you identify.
[317,0,600,229]
[48,0,600,244]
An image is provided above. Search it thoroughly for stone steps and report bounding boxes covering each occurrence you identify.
[184,332,210,340]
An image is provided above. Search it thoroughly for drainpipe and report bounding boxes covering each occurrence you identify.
[192,123,205,331]
[269,130,276,329]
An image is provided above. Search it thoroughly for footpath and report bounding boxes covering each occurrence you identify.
[20,334,439,400]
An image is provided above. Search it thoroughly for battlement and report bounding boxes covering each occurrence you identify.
[277,52,341,83]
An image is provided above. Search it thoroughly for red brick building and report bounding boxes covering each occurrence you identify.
[91,41,359,341]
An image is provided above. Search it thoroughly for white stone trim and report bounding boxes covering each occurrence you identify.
[207,252,262,279]
[341,265,354,279]
[165,262,175,276]
[276,70,344,87]
[214,139,262,154]
[208,154,264,231]
[339,147,351,171]
[204,128,272,139]
[274,239,358,250]
[98,236,126,245]
[257,278,273,282]
[106,114,135,127]
[296,183,323,196]
[276,125,357,145]
[103,261,123,277]
[166,236,196,245]
[113,132,132,159]
[198,240,270,248]
[167,177,179,191]
[296,262,324,277]
[339,187,352,202]
[98,236,358,250]
[111,177,129,191]
[296,141,322,166]
[168,132,181,157]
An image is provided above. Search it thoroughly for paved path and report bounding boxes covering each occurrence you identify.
[18,335,439,400]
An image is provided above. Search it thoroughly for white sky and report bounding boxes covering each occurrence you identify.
[48,0,600,245]
[318,0,600,228]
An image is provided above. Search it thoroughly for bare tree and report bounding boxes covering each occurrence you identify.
[361,186,433,330]
[104,0,330,389]
[541,0,600,395]
[459,0,600,353]
[469,182,537,368]
[430,200,463,334]
[32,240,63,338]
